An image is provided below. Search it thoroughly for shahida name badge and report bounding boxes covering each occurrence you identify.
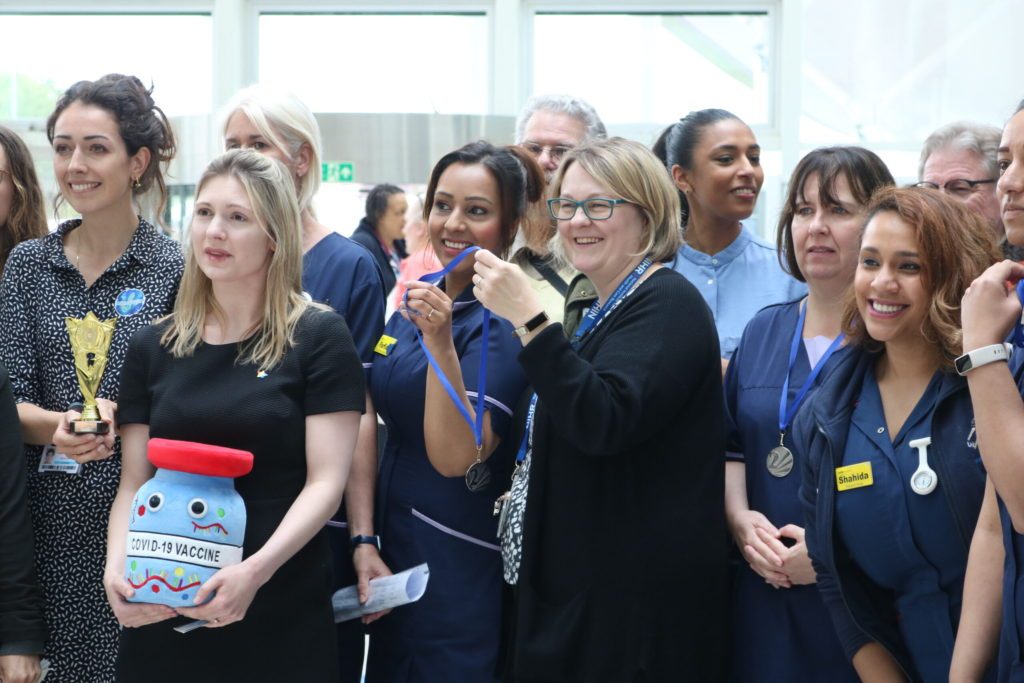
[835,461,874,492]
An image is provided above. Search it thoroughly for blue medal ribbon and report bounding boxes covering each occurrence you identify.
[778,301,845,434]
[403,247,489,455]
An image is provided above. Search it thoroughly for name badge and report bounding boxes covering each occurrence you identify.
[38,445,81,475]
[835,461,873,491]
[374,334,398,356]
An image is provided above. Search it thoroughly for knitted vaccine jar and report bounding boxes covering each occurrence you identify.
[125,438,254,607]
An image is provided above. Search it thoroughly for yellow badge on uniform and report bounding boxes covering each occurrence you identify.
[374,334,398,356]
[835,461,874,491]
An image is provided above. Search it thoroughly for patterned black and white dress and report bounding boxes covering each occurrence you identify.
[0,219,183,683]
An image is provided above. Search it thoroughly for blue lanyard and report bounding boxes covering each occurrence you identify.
[1012,281,1024,348]
[571,257,653,349]
[515,394,538,465]
[404,247,489,451]
[778,302,845,433]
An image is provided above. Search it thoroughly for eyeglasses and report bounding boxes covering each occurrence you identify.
[548,197,629,221]
[913,178,995,199]
[522,142,572,163]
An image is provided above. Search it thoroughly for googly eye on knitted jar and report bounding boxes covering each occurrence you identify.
[125,438,254,607]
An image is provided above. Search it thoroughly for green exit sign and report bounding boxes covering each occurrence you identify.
[322,161,355,183]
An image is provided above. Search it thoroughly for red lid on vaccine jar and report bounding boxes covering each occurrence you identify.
[147,438,254,478]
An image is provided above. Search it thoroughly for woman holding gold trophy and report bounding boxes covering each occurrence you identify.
[0,74,183,682]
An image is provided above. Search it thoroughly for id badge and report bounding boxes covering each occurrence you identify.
[38,445,81,475]
[835,461,873,491]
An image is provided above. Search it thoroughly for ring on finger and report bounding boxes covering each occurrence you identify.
[212,617,220,624]
[427,308,435,321]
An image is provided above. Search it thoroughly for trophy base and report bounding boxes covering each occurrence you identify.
[72,420,109,435]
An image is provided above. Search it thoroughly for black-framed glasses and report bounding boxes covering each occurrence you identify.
[548,197,628,221]
[913,178,995,199]
[523,142,572,163]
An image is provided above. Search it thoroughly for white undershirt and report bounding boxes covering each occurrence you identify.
[803,335,836,367]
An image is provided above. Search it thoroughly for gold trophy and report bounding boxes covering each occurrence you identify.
[65,312,117,434]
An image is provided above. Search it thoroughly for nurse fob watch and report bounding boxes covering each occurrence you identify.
[908,437,937,496]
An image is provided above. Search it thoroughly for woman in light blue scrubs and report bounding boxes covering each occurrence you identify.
[794,186,999,682]
[724,146,893,682]
[653,110,805,362]
[953,100,1024,683]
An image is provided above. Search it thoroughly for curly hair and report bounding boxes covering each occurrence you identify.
[0,125,47,273]
[841,186,1000,368]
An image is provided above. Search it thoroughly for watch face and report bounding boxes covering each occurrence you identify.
[955,355,973,375]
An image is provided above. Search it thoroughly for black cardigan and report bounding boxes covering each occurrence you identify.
[505,268,728,682]
[0,362,46,654]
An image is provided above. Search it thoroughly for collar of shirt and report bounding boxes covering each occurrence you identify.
[678,224,753,267]
[48,217,163,273]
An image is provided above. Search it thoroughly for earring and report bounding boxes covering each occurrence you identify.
[132,177,142,190]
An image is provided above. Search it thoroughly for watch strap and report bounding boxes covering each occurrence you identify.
[512,311,549,338]
[350,534,381,552]
[955,343,1012,376]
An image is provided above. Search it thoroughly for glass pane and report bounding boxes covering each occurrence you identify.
[533,12,771,126]
[259,14,489,114]
[0,14,213,119]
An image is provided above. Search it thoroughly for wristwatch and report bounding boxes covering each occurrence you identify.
[512,311,549,338]
[350,534,381,553]
[954,343,1013,376]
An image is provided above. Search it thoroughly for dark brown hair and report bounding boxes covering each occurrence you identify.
[778,146,895,282]
[0,125,47,273]
[841,186,1000,367]
[46,73,176,223]
[423,140,544,257]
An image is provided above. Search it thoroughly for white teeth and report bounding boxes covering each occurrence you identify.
[70,183,98,191]
[871,301,905,314]
[443,239,472,249]
[575,237,601,245]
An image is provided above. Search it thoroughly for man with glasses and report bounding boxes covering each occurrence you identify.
[510,95,608,334]
[917,121,1021,258]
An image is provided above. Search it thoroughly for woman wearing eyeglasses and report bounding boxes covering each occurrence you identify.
[475,137,728,681]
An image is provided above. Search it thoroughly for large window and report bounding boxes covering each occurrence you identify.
[532,12,772,127]
[0,14,213,120]
[259,13,489,114]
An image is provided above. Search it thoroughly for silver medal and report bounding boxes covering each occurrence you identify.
[767,445,794,478]
[465,459,491,492]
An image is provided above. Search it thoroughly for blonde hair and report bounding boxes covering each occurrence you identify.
[161,149,321,372]
[548,137,682,262]
[220,86,322,212]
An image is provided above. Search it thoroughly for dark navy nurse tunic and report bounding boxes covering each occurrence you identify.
[998,356,1024,682]
[836,370,973,683]
[724,301,855,683]
[366,288,527,683]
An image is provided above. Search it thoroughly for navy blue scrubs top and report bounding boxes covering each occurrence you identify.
[837,370,969,683]
[303,232,385,371]
[366,286,527,682]
[724,300,855,682]
[999,355,1024,682]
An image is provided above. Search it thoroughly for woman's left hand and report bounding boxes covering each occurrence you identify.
[776,524,817,586]
[400,281,453,342]
[176,561,265,627]
[473,249,545,325]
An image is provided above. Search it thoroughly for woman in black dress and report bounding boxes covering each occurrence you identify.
[0,74,181,683]
[105,149,365,681]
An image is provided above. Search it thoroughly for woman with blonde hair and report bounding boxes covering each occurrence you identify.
[475,137,728,681]
[222,86,386,680]
[106,149,365,681]
[794,187,999,682]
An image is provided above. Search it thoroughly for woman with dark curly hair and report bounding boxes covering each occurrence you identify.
[0,74,183,682]
[0,126,47,279]
[794,187,999,682]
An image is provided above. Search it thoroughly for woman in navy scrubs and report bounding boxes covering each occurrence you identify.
[366,141,540,682]
[724,146,893,682]
[794,186,999,682]
[953,101,1024,683]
